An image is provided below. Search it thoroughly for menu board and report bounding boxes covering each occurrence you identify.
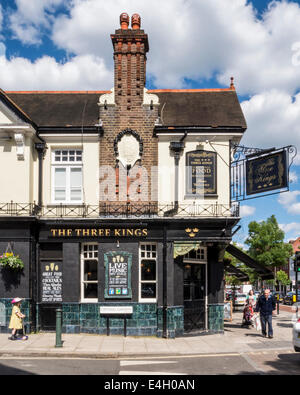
[104,251,132,298]
[41,261,62,303]
[186,150,217,196]
[224,301,232,322]
[0,302,5,326]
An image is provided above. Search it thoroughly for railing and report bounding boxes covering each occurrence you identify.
[0,201,240,218]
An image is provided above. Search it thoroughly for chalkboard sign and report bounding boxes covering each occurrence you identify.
[104,251,132,298]
[224,301,232,322]
[0,302,5,326]
[41,261,62,303]
[186,150,217,196]
[246,150,287,196]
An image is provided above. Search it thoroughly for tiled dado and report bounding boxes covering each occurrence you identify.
[157,306,184,338]
[208,304,224,333]
[62,303,160,336]
[1,300,223,336]
[0,298,31,334]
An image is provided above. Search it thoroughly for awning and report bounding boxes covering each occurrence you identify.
[226,244,274,280]
[223,260,249,282]
[174,243,201,258]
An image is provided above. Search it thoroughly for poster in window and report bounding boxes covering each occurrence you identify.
[246,150,288,196]
[104,251,132,298]
[40,261,63,303]
[186,150,217,196]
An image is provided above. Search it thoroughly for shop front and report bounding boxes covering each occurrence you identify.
[26,216,235,338]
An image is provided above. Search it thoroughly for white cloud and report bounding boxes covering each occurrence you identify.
[217,1,300,95]
[8,0,66,44]
[240,204,256,217]
[0,4,2,29]
[0,43,5,57]
[47,0,300,93]
[0,54,112,90]
[279,222,300,240]
[1,0,300,148]
[278,190,300,206]
[278,190,300,214]
[240,90,300,163]
[290,171,298,183]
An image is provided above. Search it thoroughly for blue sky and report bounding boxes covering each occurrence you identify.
[0,0,300,246]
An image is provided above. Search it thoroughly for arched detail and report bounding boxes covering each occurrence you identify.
[113,128,144,167]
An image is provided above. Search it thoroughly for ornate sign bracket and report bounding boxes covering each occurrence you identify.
[230,144,297,202]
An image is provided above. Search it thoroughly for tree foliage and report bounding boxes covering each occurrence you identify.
[276,269,290,286]
[245,215,293,269]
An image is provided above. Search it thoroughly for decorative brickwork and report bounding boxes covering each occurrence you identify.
[99,15,158,207]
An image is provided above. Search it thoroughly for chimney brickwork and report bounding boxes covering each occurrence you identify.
[99,13,158,206]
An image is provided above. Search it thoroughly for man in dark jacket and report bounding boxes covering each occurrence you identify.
[255,289,276,338]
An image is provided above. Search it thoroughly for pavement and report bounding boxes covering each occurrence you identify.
[0,308,297,359]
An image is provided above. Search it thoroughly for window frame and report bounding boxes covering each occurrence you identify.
[80,243,98,303]
[139,242,158,303]
[51,149,83,204]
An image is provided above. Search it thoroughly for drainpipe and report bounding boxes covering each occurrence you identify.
[34,136,47,211]
[162,225,168,338]
[164,132,187,217]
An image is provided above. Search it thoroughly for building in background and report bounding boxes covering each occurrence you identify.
[288,237,300,290]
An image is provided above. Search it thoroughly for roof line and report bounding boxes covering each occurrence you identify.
[0,88,36,126]
[5,88,235,94]
[5,90,110,94]
[148,88,235,93]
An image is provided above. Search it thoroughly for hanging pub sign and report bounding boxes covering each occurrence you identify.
[40,261,63,303]
[186,150,217,197]
[104,251,132,298]
[246,150,288,196]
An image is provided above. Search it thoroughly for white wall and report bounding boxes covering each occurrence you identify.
[158,135,232,208]
[0,135,37,203]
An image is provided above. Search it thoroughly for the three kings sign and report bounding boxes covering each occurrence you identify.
[246,150,288,196]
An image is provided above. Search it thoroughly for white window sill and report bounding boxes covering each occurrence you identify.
[49,202,84,206]
[80,299,98,304]
[139,299,157,303]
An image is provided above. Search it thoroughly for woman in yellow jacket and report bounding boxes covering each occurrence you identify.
[9,298,28,340]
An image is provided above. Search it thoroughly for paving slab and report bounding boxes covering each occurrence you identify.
[0,310,295,358]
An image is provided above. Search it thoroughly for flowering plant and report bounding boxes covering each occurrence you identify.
[0,252,24,271]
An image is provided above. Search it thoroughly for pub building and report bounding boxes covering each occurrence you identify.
[0,13,272,337]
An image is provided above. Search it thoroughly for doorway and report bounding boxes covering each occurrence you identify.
[183,261,207,333]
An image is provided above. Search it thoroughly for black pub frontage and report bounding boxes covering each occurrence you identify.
[0,215,240,337]
[1,218,237,337]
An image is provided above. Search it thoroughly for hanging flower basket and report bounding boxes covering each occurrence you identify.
[0,252,24,271]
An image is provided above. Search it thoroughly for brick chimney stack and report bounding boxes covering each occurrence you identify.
[99,14,158,206]
[111,13,149,110]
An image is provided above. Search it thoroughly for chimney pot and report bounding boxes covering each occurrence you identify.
[120,13,129,29]
[131,13,141,30]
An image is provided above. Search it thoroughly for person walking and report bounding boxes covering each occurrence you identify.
[8,298,28,340]
[245,289,257,308]
[255,289,276,339]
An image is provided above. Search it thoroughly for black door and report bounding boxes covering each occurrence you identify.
[184,263,206,333]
